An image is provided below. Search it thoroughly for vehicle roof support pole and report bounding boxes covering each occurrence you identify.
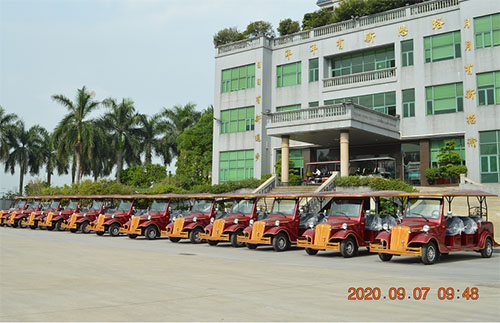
[340,131,349,177]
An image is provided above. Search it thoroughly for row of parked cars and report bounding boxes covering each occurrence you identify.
[0,190,498,265]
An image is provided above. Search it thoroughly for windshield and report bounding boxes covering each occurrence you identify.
[150,200,168,212]
[405,198,442,220]
[191,199,213,214]
[271,199,296,216]
[49,200,59,209]
[15,200,25,208]
[66,199,78,210]
[26,200,39,210]
[329,199,362,218]
[230,199,254,215]
[118,200,133,212]
[88,200,102,211]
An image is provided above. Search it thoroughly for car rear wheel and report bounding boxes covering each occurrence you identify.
[305,248,318,255]
[481,237,493,258]
[169,237,181,243]
[231,229,245,248]
[55,220,65,231]
[421,241,439,265]
[81,222,90,234]
[19,219,28,228]
[145,225,159,240]
[340,236,358,258]
[12,220,19,228]
[378,253,393,262]
[272,232,291,252]
[189,227,203,244]
[109,223,121,236]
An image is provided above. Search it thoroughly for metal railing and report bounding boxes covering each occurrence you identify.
[323,67,396,88]
[304,172,339,213]
[253,174,278,194]
[270,104,347,124]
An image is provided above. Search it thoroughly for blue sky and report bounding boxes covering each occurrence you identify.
[0,0,318,194]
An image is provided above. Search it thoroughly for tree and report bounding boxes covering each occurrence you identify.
[175,106,213,188]
[138,113,163,164]
[52,86,100,184]
[101,98,142,183]
[278,18,301,36]
[0,106,18,161]
[40,128,68,187]
[213,27,246,47]
[85,120,114,181]
[3,121,45,195]
[158,103,201,166]
[244,21,275,38]
[120,163,167,188]
[302,9,336,30]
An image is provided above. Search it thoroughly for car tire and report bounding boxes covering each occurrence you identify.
[305,248,319,255]
[12,220,19,228]
[81,222,90,234]
[230,229,245,248]
[246,243,258,249]
[19,219,28,228]
[207,240,218,246]
[272,232,290,252]
[70,228,77,233]
[189,227,203,244]
[29,224,37,230]
[55,220,64,231]
[480,237,493,258]
[145,225,159,240]
[109,223,120,237]
[169,237,181,243]
[340,236,358,258]
[128,234,138,239]
[421,241,439,265]
[378,253,393,262]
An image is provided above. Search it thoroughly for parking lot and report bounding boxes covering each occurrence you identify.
[1,227,499,322]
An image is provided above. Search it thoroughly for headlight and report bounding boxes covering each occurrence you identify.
[234,218,239,224]
[112,215,115,219]
[307,219,317,229]
[173,216,176,221]
[382,223,389,231]
[210,217,214,223]
[249,219,254,226]
[59,212,62,215]
[275,220,280,227]
[84,213,87,217]
[422,225,430,233]
[148,215,152,220]
[341,223,348,230]
[193,216,197,222]
[41,211,44,215]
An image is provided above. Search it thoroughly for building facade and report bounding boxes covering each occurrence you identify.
[213,0,500,188]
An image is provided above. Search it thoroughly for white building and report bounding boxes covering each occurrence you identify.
[212,0,500,189]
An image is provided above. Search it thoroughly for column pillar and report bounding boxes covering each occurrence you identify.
[281,136,289,186]
[340,131,349,177]
[419,139,430,186]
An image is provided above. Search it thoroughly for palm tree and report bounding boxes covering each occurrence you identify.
[40,129,68,186]
[3,121,45,195]
[86,120,114,181]
[101,97,142,182]
[158,103,201,165]
[138,113,163,164]
[0,106,18,160]
[52,86,100,184]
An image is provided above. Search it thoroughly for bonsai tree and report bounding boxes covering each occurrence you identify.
[426,140,467,184]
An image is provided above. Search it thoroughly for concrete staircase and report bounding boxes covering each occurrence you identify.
[257,185,319,212]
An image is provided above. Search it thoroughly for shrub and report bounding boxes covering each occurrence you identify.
[425,167,441,185]
[278,18,301,36]
[289,174,303,186]
[334,176,416,192]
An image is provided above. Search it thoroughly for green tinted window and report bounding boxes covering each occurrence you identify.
[331,46,395,77]
[424,31,461,63]
[474,13,500,49]
[402,88,415,118]
[479,130,500,183]
[219,149,254,183]
[328,91,396,116]
[221,64,256,93]
[277,61,301,87]
[401,39,414,67]
[309,58,319,82]
[477,71,500,106]
[220,106,255,134]
[426,83,463,115]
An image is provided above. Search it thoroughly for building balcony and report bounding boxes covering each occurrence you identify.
[323,67,396,89]
[266,102,400,147]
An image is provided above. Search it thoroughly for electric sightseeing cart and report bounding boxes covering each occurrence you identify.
[161,194,218,244]
[199,194,268,247]
[6,198,42,228]
[62,197,107,233]
[38,197,80,231]
[370,190,499,264]
[296,191,404,257]
[237,192,329,252]
[22,197,62,229]
[0,197,26,226]
[88,196,136,236]
[120,195,175,240]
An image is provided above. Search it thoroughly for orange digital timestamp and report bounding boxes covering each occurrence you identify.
[347,287,479,300]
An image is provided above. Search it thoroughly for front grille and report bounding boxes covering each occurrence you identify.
[173,218,185,234]
[130,216,140,231]
[251,221,265,240]
[314,223,331,247]
[212,219,225,238]
[390,226,410,251]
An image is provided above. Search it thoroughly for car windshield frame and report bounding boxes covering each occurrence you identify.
[150,200,168,213]
[66,199,78,210]
[191,199,213,214]
[405,198,442,220]
[271,199,297,216]
[117,200,133,212]
[328,199,362,218]
[230,199,254,215]
[88,200,102,211]
[49,200,60,209]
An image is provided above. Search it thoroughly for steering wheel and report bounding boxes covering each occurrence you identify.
[431,210,440,218]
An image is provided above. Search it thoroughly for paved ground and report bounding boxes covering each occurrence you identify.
[1,227,499,322]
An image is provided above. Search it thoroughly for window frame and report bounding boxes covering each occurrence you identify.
[424,30,461,63]
[221,64,256,93]
[425,82,464,115]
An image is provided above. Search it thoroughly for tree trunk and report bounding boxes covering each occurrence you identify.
[145,151,152,164]
[19,167,24,196]
[116,147,123,183]
[47,169,52,187]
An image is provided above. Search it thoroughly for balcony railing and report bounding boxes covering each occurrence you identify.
[217,0,459,54]
[270,104,348,124]
[323,67,396,88]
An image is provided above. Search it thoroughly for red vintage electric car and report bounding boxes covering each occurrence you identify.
[38,198,80,231]
[120,196,173,239]
[296,191,404,257]
[22,198,61,229]
[88,198,135,236]
[370,190,499,264]
[0,198,26,226]
[62,197,106,233]
[6,198,42,228]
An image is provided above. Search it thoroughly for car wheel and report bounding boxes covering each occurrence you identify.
[246,243,258,249]
[12,220,19,228]
[70,228,77,233]
[19,219,28,228]
[189,227,203,244]
[96,231,105,236]
[272,232,290,252]
[421,241,439,265]
[128,234,138,239]
[340,236,358,258]
[109,223,121,236]
[81,222,90,234]
[169,237,181,243]
[378,253,393,262]
[55,220,65,231]
[480,237,493,258]
[230,229,245,248]
[305,248,319,255]
[207,240,218,246]
[29,224,37,230]
[145,225,159,240]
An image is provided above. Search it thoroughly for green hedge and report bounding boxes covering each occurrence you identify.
[334,176,416,192]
